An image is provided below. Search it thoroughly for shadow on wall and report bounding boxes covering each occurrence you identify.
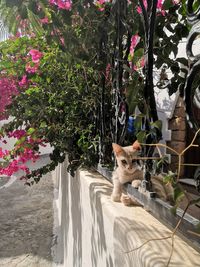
[70,171,83,267]
[65,168,114,267]
[56,159,68,266]
[114,216,200,267]
[52,159,83,267]
[60,166,200,267]
[88,177,114,267]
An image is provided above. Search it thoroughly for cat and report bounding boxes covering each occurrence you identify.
[111,141,174,206]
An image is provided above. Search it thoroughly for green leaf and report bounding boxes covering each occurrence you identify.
[173,186,185,203]
[134,116,143,131]
[40,121,47,128]
[151,120,162,131]
[136,131,146,143]
[163,171,176,184]
[162,0,172,10]
[15,136,26,145]
[27,128,36,135]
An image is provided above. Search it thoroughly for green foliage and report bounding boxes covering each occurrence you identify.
[0,36,103,180]
[0,0,192,183]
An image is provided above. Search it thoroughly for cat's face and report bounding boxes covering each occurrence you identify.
[112,141,141,174]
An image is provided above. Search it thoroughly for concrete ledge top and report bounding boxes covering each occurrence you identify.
[79,169,200,267]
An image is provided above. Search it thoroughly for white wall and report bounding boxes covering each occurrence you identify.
[53,159,200,267]
[153,39,199,156]
[0,20,9,41]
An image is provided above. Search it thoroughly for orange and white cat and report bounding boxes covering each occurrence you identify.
[111,141,173,205]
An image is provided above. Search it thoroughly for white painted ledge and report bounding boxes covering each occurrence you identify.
[54,160,200,267]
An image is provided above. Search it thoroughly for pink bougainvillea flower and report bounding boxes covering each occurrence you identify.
[137,0,165,15]
[133,56,145,71]
[0,129,48,178]
[130,34,140,56]
[18,75,28,88]
[137,0,147,14]
[139,56,145,68]
[57,0,72,10]
[60,37,65,46]
[29,49,43,63]
[49,0,57,5]
[49,0,72,10]
[156,0,166,16]
[15,31,22,38]
[8,129,26,139]
[98,0,105,4]
[160,9,166,16]
[25,62,39,74]
[95,0,110,11]
[0,77,18,120]
[0,147,9,158]
[157,0,163,9]
[40,17,49,24]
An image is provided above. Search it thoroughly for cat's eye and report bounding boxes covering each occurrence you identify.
[132,159,137,164]
[121,159,127,165]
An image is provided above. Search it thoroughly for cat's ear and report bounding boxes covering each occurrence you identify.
[132,140,141,151]
[112,143,123,155]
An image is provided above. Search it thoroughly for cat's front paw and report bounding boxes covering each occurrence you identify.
[111,193,121,202]
[131,179,141,188]
[120,194,132,206]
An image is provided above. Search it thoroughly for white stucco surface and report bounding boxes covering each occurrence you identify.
[53,159,200,267]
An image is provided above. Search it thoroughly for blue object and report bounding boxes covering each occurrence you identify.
[127,116,135,133]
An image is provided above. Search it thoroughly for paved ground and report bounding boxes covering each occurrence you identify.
[0,158,55,267]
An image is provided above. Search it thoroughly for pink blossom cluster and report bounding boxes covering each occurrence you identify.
[18,75,29,88]
[129,57,145,72]
[137,0,165,16]
[0,131,47,176]
[7,129,26,139]
[25,49,43,74]
[133,56,145,71]
[95,0,110,11]
[130,34,140,57]
[40,17,49,24]
[49,0,72,10]
[96,0,109,4]
[0,147,40,176]
[0,147,9,158]
[25,62,40,74]
[129,33,145,71]
[0,77,19,120]
[29,49,43,63]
